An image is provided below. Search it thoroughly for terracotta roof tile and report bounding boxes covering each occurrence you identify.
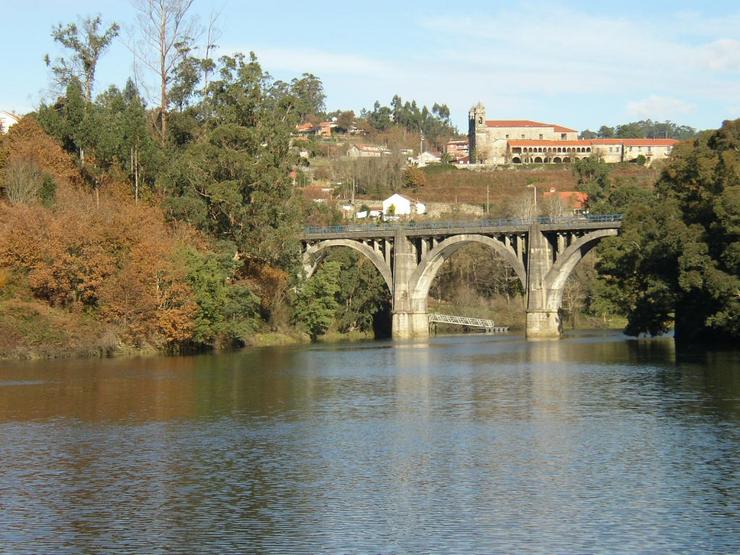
[485,120,577,132]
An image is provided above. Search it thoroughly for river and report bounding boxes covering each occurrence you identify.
[0,331,738,553]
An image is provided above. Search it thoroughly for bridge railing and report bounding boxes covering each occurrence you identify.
[303,213,623,236]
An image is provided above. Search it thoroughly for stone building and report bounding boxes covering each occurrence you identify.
[469,103,678,166]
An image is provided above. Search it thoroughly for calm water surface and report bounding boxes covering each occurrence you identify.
[0,331,738,553]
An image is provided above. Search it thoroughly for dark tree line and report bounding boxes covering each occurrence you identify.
[580,120,698,140]
[580,121,739,345]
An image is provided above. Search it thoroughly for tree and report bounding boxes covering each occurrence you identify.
[598,125,615,138]
[573,155,612,211]
[293,260,341,340]
[2,159,45,204]
[180,247,260,349]
[163,53,302,269]
[93,79,156,201]
[596,119,740,344]
[324,249,389,333]
[290,73,325,122]
[402,166,427,191]
[131,0,198,144]
[335,110,355,132]
[45,15,120,101]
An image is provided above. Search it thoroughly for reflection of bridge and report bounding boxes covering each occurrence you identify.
[302,215,622,339]
[428,313,508,334]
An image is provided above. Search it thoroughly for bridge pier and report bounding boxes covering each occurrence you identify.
[525,223,561,339]
[392,312,430,339]
[392,229,430,339]
[526,310,562,339]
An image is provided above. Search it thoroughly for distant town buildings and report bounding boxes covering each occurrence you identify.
[347,144,392,158]
[445,139,469,163]
[0,111,20,134]
[412,151,441,167]
[469,103,678,165]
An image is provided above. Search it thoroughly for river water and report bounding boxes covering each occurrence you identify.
[0,331,738,553]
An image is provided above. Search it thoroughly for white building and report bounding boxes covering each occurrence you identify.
[347,144,391,158]
[0,111,20,134]
[413,151,441,167]
[382,193,426,217]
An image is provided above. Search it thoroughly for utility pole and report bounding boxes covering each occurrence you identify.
[527,183,537,218]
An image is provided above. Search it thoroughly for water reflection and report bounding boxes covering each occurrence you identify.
[0,332,738,553]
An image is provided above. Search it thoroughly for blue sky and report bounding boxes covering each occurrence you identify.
[3,0,739,132]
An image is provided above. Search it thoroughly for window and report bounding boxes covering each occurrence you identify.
[521,134,525,139]
[505,134,509,139]
[561,133,567,140]
[539,134,544,140]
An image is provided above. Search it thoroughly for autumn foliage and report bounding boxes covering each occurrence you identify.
[0,118,199,351]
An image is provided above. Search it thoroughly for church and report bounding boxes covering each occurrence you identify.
[468,103,678,166]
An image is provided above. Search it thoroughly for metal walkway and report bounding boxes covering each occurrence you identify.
[428,313,509,334]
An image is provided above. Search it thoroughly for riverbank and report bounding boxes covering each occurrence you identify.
[0,300,378,360]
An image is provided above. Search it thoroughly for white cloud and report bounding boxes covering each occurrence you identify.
[697,39,740,72]
[626,95,694,120]
[418,5,739,99]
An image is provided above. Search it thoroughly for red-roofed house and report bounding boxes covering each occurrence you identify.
[445,139,469,162]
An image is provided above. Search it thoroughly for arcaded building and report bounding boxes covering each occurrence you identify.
[468,103,678,165]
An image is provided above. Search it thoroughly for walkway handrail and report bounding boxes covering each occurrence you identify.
[428,313,509,333]
[429,313,496,328]
[304,214,623,236]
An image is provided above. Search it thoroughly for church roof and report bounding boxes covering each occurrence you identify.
[485,120,577,132]
[591,138,679,146]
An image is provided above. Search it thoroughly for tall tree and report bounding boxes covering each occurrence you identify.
[596,119,740,344]
[131,0,198,144]
[45,15,120,102]
[163,53,302,269]
[290,73,326,122]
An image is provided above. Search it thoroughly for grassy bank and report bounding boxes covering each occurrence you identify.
[0,299,121,360]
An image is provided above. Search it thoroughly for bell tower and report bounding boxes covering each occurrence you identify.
[468,102,486,164]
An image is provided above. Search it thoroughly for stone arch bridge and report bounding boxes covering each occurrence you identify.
[302,215,622,339]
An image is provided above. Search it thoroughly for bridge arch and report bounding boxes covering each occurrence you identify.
[408,234,527,310]
[543,229,618,310]
[303,239,393,295]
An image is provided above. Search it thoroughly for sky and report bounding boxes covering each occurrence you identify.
[2,0,739,133]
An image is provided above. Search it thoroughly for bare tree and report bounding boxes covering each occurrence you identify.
[3,159,43,204]
[45,15,120,101]
[201,8,222,94]
[130,0,198,144]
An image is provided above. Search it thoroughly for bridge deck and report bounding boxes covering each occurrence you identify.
[303,214,622,240]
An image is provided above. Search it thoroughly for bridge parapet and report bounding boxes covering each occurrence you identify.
[302,214,622,240]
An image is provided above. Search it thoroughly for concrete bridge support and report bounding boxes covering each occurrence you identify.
[525,223,561,339]
[392,229,429,339]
